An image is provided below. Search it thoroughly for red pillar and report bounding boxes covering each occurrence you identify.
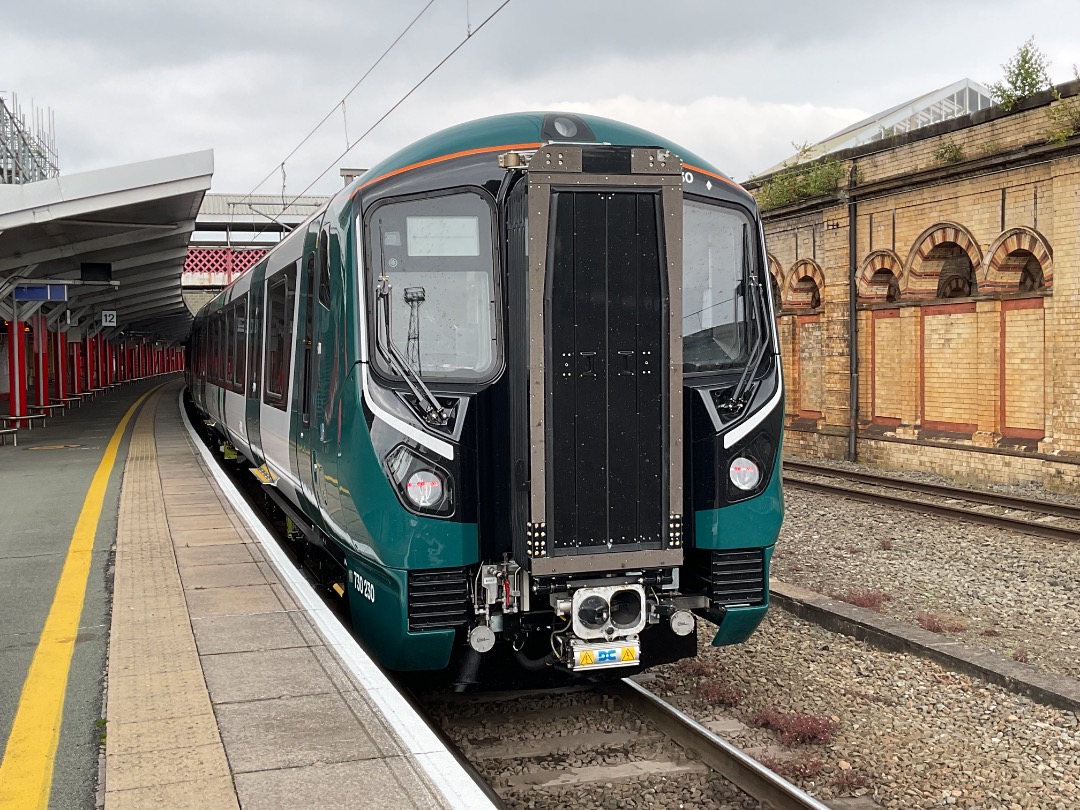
[99,338,107,385]
[106,342,115,384]
[32,315,49,407]
[88,337,97,389]
[53,330,68,401]
[71,339,83,395]
[6,319,28,424]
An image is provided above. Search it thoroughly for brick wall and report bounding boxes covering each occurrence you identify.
[922,305,978,431]
[1003,301,1045,436]
[797,316,825,415]
[762,83,1080,491]
[872,313,903,421]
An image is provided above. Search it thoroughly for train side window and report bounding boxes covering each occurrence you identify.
[318,228,331,308]
[214,313,225,384]
[225,306,235,386]
[263,265,297,410]
[234,296,247,391]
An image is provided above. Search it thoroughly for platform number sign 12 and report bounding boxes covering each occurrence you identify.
[101,310,117,328]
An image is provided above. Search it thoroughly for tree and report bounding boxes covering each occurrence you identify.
[989,38,1053,111]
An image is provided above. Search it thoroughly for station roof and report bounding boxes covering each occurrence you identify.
[196,193,329,230]
[0,149,214,344]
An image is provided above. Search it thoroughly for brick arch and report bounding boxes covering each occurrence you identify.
[785,259,825,310]
[857,250,905,302]
[767,254,785,308]
[982,227,1053,292]
[905,222,983,299]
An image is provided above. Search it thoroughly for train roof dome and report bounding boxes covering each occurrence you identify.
[357,112,733,189]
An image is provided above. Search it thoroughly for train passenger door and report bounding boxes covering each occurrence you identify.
[508,144,684,575]
[245,264,266,464]
[310,225,335,515]
[259,260,300,486]
[291,247,318,512]
[548,190,666,553]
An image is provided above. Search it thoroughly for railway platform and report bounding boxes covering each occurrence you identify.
[0,377,494,810]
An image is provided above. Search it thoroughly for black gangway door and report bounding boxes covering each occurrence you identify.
[548,190,667,554]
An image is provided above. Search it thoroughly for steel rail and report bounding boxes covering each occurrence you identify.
[785,461,1080,520]
[607,679,832,810]
[783,468,1080,543]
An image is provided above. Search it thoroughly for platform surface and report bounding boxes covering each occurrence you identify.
[0,378,491,810]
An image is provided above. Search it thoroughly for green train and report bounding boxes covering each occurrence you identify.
[187,112,784,678]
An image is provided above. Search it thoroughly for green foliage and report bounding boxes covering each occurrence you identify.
[988,37,1052,111]
[755,143,849,211]
[932,139,965,165]
[1046,65,1080,144]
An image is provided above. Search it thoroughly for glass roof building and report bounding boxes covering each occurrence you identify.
[758,78,994,176]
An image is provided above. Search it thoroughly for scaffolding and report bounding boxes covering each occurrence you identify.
[0,92,59,185]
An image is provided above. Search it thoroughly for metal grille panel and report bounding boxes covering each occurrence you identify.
[407,569,469,632]
[707,549,766,606]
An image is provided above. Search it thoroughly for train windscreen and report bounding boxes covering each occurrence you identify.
[367,191,497,382]
[682,199,756,374]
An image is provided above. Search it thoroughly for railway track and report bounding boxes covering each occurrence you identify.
[783,460,1080,543]
[424,679,835,810]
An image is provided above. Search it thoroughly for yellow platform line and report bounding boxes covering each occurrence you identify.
[0,384,164,810]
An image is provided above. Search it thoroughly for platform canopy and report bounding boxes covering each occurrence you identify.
[0,150,214,344]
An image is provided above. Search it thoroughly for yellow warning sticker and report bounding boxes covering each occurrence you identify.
[579,650,595,666]
[621,647,637,661]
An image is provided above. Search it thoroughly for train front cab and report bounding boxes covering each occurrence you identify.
[344,137,783,674]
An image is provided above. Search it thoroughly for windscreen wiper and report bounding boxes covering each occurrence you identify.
[722,226,769,414]
[374,275,448,425]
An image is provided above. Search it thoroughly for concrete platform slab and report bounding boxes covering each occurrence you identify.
[180,560,269,589]
[216,692,381,772]
[168,512,238,531]
[105,775,238,810]
[107,715,224,757]
[165,501,227,517]
[234,758,437,810]
[175,543,255,568]
[192,611,307,655]
[170,527,244,546]
[185,585,284,618]
[202,647,333,703]
[104,743,231,793]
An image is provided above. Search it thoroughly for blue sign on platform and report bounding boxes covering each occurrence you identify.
[14,284,68,302]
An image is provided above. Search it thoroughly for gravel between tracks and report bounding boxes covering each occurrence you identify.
[648,613,1080,809]
[775,459,1080,680]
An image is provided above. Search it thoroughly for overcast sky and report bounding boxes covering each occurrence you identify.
[3,0,1077,197]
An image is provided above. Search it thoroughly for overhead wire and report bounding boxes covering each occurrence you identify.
[237,0,439,207]
[252,0,514,238]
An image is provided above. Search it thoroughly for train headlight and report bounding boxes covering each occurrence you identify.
[385,444,454,517]
[552,117,578,138]
[729,456,761,491]
[406,471,444,509]
[571,584,647,640]
[577,595,609,630]
[609,589,643,630]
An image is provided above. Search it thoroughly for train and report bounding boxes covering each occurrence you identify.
[187,111,784,681]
